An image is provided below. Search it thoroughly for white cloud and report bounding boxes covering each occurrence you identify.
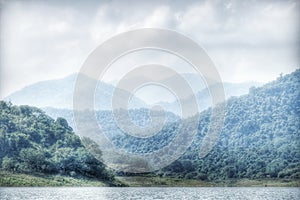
[0,2,93,98]
[89,5,128,43]
[143,6,174,28]
[174,0,299,82]
[0,0,299,98]
[177,1,219,34]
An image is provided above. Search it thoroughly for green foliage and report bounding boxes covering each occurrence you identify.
[1,69,299,183]
[2,157,18,171]
[0,171,116,186]
[45,70,299,181]
[161,69,300,180]
[0,102,112,181]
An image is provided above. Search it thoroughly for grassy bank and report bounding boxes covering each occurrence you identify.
[117,176,214,187]
[0,171,123,187]
[1,171,299,187]
[117,176,300,187]
[213,178,300,187]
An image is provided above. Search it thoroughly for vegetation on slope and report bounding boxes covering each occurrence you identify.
[0,171,111,187]
[160,69,300,180]
[1,70,299,186]
[0,101,115,184]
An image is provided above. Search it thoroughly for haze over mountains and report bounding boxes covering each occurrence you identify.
[5,73,262,114]
[4,73,146,110]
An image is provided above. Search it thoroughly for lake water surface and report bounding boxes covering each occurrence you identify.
[0,187,299,200]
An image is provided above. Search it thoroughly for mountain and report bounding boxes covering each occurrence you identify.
[5,73,146,110]
[5,72,261,114]
[115,72,262,114]
[0,68,299,183]
[0,101,114,181]
[43,70,300,180]
[81,70,299,179]
[165,73,262,94]
[160,69,300,180]
[158,79,262,114]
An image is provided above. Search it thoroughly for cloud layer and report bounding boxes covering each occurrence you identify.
[0,0,299,98]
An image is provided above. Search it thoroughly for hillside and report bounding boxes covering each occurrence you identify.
[160,69,300,180]
[106,70,299,180]
[0,101,116,184]
[42,70,300,181]
[1,69,299,185]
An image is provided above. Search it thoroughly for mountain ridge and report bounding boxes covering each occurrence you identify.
[5,73,262,114]
[5,73,146,110]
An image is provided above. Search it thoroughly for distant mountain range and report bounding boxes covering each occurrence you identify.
[159,79,262,113]
[4,73,146,110]
[5,73,261,114]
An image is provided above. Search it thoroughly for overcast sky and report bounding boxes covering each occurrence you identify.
[0,0,299,98]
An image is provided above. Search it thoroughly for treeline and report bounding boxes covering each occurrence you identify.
[0,101,113,181]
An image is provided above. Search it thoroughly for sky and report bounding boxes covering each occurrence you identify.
[0,0,299,99]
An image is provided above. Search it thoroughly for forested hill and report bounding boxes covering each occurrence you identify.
[0,101,113,182]
[0,69,299,183]
[161,69,300,180]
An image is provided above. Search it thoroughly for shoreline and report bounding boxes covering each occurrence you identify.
[1,171,299,187]
[0,171,123,187]
[116,176,300,187]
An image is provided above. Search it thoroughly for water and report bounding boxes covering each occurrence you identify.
[0,187,299,200]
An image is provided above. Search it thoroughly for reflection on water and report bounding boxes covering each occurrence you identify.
[0,187,299,200]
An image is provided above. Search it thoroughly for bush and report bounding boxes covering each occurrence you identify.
[2,156,18,171]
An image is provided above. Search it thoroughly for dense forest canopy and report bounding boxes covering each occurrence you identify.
[161,69,300,180]
[45,70,300,180]
[0,101,113,181]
